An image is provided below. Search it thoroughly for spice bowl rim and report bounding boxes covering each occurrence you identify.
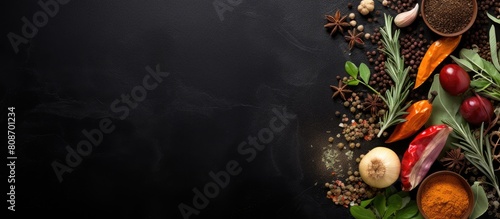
[416,170,474,219]
[420,0,478,37]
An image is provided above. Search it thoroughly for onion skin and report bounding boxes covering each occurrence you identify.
[359,147,401,189]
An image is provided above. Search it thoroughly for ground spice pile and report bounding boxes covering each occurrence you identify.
[423,0,474,34]
[420,174,470,219]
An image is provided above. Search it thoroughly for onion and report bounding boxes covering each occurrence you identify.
[359,147,401,188]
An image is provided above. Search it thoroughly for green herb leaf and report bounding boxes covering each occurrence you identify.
[490,25,500,72]
[450,55,474,72]
[410,212,424,219]
[350,205,377,219]
[487,12,500,24]
[359,63,371,84]
[460,48,484,70]
[385,185,397,197]
[345,61,359,78]
[347,79,360,86]
[394,201,419,219]
[374,194,387,218]
[482,58,500,84]
[470,79,491,91]
[383,193,402,219]
[425,74,463,127]
[360,197,374,208]
[470,181,488,219]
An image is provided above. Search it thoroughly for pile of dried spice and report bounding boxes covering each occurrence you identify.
[420,173,471,218]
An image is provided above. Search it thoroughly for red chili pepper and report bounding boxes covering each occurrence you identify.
[400,124,453,191]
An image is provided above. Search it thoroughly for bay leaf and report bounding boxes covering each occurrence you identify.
[470,181,488,219]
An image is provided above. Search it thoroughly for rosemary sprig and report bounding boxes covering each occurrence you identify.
[440,100,500,197]
[376,14,413,138]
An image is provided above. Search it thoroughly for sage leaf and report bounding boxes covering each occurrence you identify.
[470,181,488,219]
[359,63,371,84]
[394,201,418,219]
[487,12,500,24]
[384,194,402,219]
[460,48,484,70]
[490,25,500,72]
[482,58,500,84]
[425,74,462,127]
[450,55,474,72]
[350,205,377,219]
[345,61,358,78]
[374,194,387,218]
[470,79,491,92]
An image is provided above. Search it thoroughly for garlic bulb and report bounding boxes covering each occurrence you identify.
[394,3,419,28]
[359,147,401,188]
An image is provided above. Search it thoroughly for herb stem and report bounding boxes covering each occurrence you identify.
[376,14,413,138]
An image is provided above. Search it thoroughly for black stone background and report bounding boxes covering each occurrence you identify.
[0,0,494,218]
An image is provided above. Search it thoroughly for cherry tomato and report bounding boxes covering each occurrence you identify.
[459,96,494,126]
[439,64,470,96]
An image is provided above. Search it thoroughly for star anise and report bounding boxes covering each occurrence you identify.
[324,10,350,36]
[344,29,364,50]
[363,93,384,116]
[440,148,465,174]
[330,79,352,100]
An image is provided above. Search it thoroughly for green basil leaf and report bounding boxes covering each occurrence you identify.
[345,61,359,78]
[470,181,488,219]
[395,201,419,219]
[374,194,387,218]
[359,63,371,84]
[489,25,500,72]
[383,193,402,219]
[399,196,411,209]
[350,205,377,219]
[450,55,475,72]
[360,197,374,208]
[347,79,360,86]
[460,48,484,70]
[410,212,425,219]
[487,12,500,24]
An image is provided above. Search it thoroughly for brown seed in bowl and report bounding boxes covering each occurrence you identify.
[423,0,474,34]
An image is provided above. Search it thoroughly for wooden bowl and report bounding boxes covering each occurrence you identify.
[421,0,477,37]
[416,171,474,219]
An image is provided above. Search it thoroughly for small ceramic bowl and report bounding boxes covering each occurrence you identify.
[421,0,478,37]
[416,171,474,219]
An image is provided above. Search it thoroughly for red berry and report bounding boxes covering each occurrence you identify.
[459,96,494,126]
[439,64,470,96]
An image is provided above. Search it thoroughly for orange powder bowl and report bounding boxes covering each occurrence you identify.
[416,171,474,219]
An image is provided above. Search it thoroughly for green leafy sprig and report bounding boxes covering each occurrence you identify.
[345,61,387,103]
[439,95,500,197]
[350,186,423,219]
[376,14,413,137]
[452,13,500,101]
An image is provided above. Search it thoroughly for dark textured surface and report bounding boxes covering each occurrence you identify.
[2,1,494,219]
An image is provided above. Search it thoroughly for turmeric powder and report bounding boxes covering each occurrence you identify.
[420,174,469,219]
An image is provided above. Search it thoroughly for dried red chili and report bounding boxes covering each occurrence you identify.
[400,124,453,191]
[385,92,437,143]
